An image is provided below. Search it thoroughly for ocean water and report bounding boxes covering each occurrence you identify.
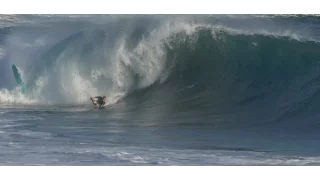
[1,15,320,165]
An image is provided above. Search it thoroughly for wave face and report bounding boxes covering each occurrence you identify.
[1,15,320,127]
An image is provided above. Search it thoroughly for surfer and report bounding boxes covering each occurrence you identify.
[90,96,108,107]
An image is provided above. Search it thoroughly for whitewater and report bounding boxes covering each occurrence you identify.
[1,14,320,165]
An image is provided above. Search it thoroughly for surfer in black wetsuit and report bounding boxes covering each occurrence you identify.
[90,96,107,107]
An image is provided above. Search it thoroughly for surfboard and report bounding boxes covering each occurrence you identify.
[12,64,27,93]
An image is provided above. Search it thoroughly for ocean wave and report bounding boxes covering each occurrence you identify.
[0,15,320,125]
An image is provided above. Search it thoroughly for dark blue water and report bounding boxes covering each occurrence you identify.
[1,15,320,165]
